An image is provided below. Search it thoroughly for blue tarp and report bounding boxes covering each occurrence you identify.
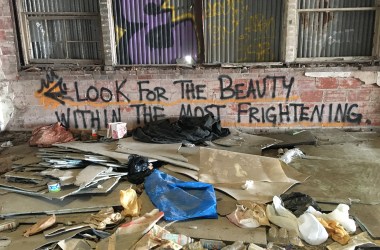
[144,170,218,221]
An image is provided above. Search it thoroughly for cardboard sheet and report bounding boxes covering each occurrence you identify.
[198,147,292,184]
[266,130,317,148]
[118,138,187,162]
[11,155,41,167]
[0,178,47,193]
[160,217,267,245]
[214,182,299,204]
[54,141,130,164]
[0,181,132,217]
[0,176,121,200]
[212,128,281,151]
[57,141,199,170]
[0,224,91,250]
[351,204,380,239]
[289,145,380,204]
[164,148,308,203]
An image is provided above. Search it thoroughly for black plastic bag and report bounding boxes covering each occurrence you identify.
[126,155,153,184]
[354,244,380,250]
[280,192,322,217]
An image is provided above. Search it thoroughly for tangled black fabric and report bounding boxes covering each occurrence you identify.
[280,192,322,217]
[132,115,230,145]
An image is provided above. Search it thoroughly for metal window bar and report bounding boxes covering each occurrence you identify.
[203,0,283,63]
[297,0,377,58]
[18,0,102,65]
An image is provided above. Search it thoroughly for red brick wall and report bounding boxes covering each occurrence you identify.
[5,68,380,131]
[0,0,17,80]
[1,0,380,131]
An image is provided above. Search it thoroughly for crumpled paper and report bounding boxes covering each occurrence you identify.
[133,225,184,250]
[85,207,123,230]
[115,209,164,249]
[318,218,350,245]
[227,202,270,228]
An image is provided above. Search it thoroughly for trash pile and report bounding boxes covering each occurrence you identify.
[0,120,379,250]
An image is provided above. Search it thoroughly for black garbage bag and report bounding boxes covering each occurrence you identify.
[354,244,380,250]
[280,192,322,217]
[126,155,153,184]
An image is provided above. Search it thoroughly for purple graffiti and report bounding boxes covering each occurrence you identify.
[117,0,197,64]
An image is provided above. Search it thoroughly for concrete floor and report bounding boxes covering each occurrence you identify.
[0,129,379,249]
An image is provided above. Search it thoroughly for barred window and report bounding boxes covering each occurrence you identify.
[16,0,103,65]
[297,0,377,59]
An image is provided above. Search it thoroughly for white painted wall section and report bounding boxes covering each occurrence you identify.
[305,71,380,86]
[0,82,15,131]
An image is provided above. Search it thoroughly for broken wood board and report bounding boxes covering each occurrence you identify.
[0,181,132,217]
[160,217,267,245]
[266,130,317,149]
[351,204,380,239]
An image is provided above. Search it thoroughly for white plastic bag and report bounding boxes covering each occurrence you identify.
[298,213,328,245]
[307,204,356,233]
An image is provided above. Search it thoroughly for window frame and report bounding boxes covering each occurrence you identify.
[12,0,380,69]
[293,1,380,63]
[15,0,103,66]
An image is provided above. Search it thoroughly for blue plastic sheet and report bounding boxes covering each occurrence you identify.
[144,170,218,221]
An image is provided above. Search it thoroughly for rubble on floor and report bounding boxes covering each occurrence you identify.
[0,125,379,250]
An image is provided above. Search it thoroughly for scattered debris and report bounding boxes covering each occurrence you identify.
[0,141,13,148]
[279,148,305,164]
[24,214,56,237]
[1,127,379,249]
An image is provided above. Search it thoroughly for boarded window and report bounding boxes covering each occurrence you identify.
[297,0,376,58]
[113,0,199,65]
[203,0,283,63]
[16,0,102,65]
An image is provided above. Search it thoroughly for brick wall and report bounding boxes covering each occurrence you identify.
[4,67,380,131]
[0,0,380,131]
[0,0,17,80]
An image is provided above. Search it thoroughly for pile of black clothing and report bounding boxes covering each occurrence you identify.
[132,115,230,145]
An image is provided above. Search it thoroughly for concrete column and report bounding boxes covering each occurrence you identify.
[283,0,298,63]
[373,0,380,58]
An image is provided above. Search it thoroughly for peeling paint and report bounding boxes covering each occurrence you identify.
[0,82,15,131]
[305,71,380,86]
